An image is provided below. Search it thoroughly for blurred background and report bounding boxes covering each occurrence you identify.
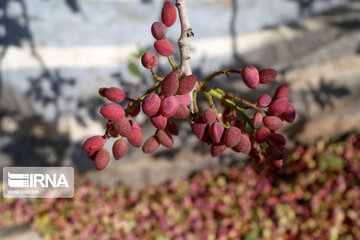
[1,0,360,239]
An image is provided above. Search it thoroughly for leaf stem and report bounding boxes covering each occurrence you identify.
[192,90,199,116]
[150,68,164,81]
[229,95,265,114]
[203,91,227,127]
[167,56,177,70]
[202,69,265,113]
[201,85,253,128]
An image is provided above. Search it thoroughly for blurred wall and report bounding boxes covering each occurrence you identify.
[1,0,359,187]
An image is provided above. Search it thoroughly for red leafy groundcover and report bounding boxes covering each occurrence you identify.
[1,134,360,239]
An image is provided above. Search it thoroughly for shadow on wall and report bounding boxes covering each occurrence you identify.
[230,0,343,66]
[226,2,352,102]
[288,0,333,18]
[0,0,81,95]
[0,0,104,170]
[290,0,317,18]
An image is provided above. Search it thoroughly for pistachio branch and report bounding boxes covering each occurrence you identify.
[228,95,265,114]
[200,69,242,85]
[175,0,194,111]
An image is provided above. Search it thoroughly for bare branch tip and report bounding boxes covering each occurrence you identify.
[185,28,194,38]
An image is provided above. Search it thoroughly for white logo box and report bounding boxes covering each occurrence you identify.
[3,167,74,198]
